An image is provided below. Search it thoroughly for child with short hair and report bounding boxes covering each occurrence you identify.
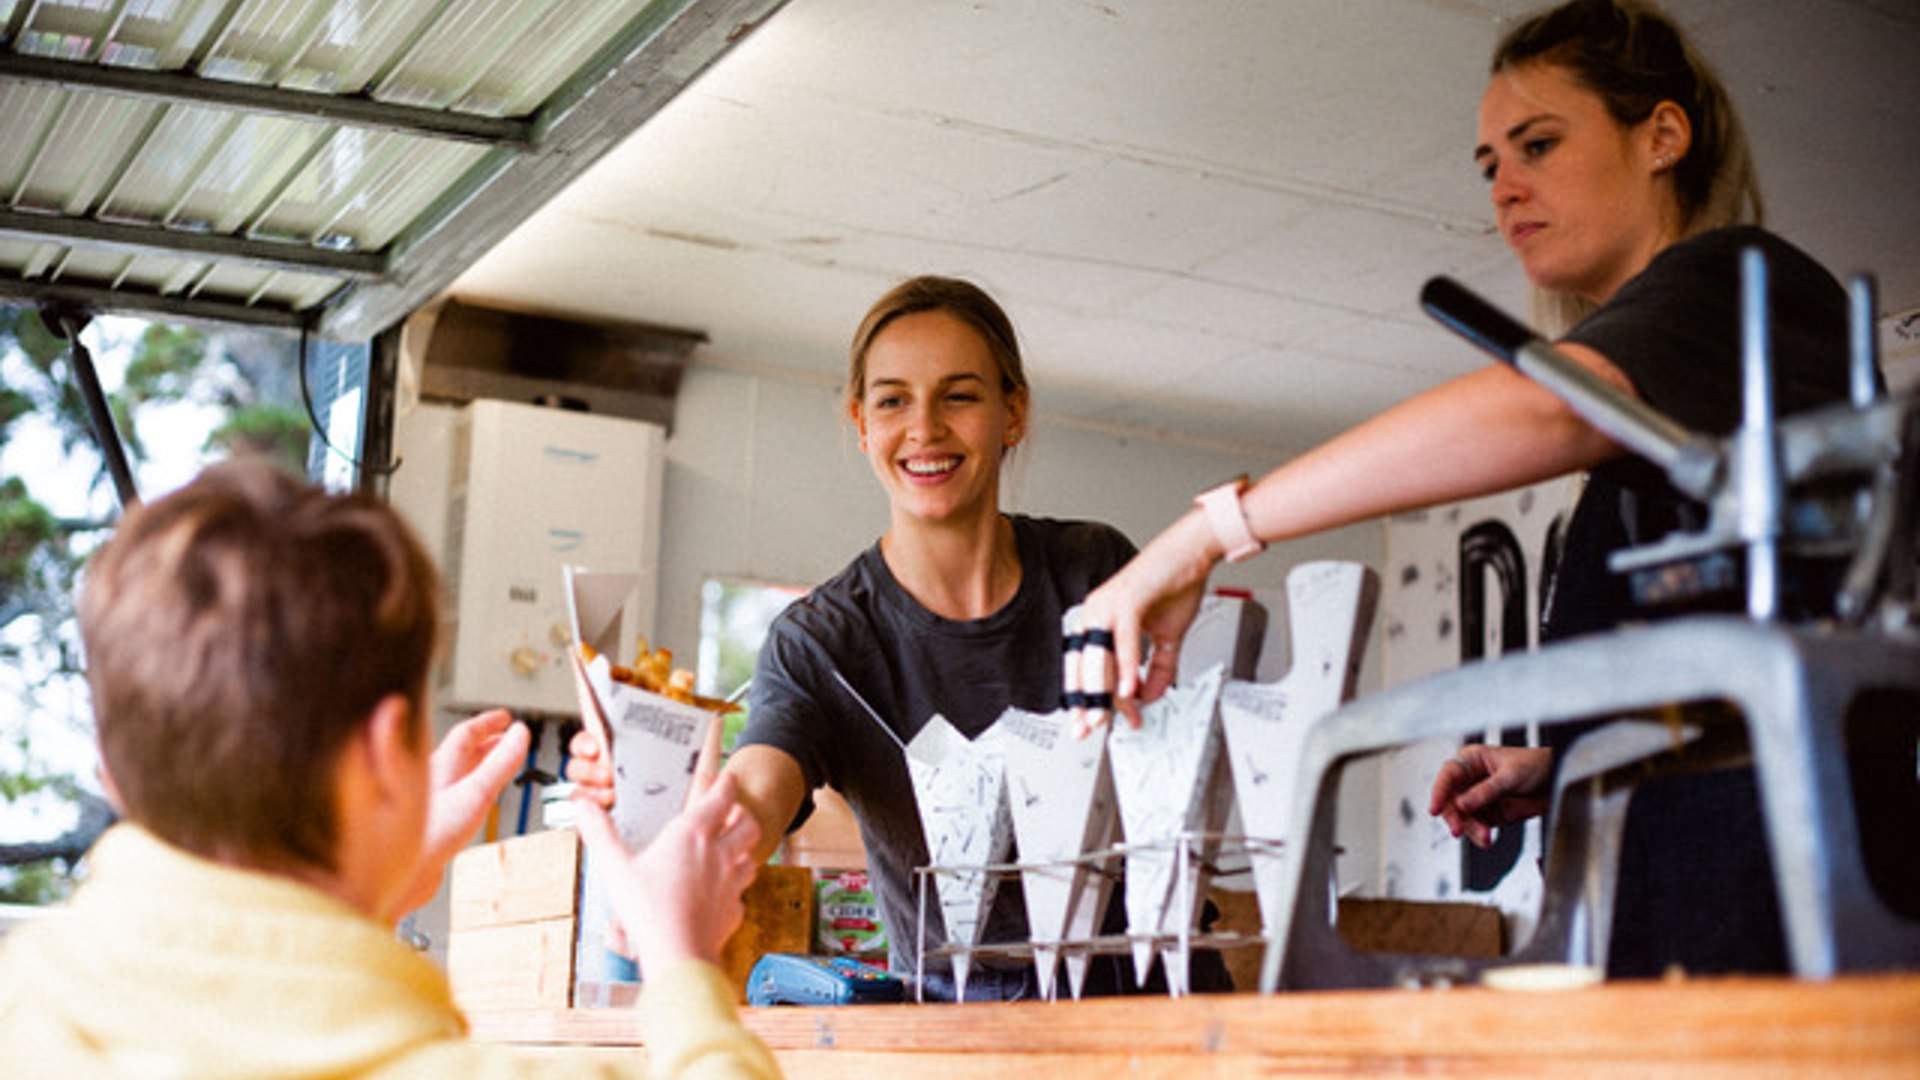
[0,460,777,1078]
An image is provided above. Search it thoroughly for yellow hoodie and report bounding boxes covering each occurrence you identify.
[0,825,778,1080]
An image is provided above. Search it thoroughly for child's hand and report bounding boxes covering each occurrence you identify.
[575,772,763,967]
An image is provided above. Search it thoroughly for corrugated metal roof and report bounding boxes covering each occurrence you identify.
[0,0,787,334]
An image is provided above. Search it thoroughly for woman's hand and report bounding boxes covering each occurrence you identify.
[575,772,763,968]
[1428,744,1553,848]
[565,725,615,808]
[1065,510,1223,734]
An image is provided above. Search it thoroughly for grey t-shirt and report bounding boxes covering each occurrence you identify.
[738,514,1135,976]
[1542,226,1855,977]
[1547,225,1852,641]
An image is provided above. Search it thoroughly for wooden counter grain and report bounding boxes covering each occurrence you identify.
[469,971,1920,1077]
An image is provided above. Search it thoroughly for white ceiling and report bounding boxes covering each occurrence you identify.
[448,0,1920,457]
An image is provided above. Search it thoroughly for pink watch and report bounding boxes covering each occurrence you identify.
[1195,477,1264,562]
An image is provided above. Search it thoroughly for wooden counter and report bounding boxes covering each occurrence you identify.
[470,971,1920,1077]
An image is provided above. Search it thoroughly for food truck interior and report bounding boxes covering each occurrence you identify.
[3,0,1919,1074]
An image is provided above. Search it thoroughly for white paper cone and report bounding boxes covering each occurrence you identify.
[1034,944,1060,1001]
[1220,561,1376,946]
[1000,707,1118,991]
[563,565,713,998]
[595,664,713,847]
[1161,948,1190,997]
[1065,950,1092,1001]
[906,715,1012,986]
[1109,663,1230,985]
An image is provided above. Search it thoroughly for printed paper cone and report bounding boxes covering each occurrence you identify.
[595,662,714,847]
[1034,943,1060,1001]
[1000,707,1119,1002]
[1220,561,1377,944]
[1161,949,1190,997]
[1064,949,1093,1001]
[1108,662,1230,985]
[563,565,711,995]
[906,715,1012,988]
[1059,832,1115,1000]
[1128,929,1157,987]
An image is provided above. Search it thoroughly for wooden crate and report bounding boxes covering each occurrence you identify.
[1336,896,1504,957]
[718,865,816,1001]
[448,827,582,1013]
[447,827,814,1009]
[1205,890,1501,991]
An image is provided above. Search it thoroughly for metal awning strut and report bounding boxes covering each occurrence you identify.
[0,206,388,280]
[43,304,141,511]
[0,51,538,149]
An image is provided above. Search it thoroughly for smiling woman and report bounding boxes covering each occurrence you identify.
[569,275,1232,1000]
[847,278,1030,615]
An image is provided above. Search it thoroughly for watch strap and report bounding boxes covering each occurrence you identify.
[1196,478,1264,562]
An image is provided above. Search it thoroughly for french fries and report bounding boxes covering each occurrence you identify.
[580,638,739,714]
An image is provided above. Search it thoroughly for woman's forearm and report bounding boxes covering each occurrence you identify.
[722,743,810,866]
[1240,359,1628,546]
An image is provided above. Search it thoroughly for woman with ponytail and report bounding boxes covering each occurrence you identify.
[1068,0,1876,977]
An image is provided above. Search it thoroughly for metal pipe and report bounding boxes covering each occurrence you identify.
[52,312,141,510]
[1739,248,1780,621]
[1419,276,1721,499]
[1,275,309,330]
[0,51,536,149]
[1849,275,1880,408]
[0,204,387,279]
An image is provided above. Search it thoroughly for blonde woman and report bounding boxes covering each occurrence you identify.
[1067,0,1867,977]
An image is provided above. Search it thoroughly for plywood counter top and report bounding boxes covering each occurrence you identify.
[469,971,1920,1077]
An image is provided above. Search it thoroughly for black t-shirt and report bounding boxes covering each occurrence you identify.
[1540,226,1855,977]
[1545,225,1853,642]
[738,515,1136,977]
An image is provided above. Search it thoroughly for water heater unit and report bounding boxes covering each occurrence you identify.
[426,399,664,715]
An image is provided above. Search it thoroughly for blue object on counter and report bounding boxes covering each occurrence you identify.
[603,948,639,984]
[746,953,905,1006]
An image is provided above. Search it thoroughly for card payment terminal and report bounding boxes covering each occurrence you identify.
[746,953,905,1006]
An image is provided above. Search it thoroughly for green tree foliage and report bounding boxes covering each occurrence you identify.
[207,403,311,473]
[1,304,309,901]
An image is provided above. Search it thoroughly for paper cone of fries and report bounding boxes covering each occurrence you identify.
[905,715,1012,998]
[564,566,717,994]
[1108,662,1232,994]
[564,566,714,848]
[1000,707,1118,1001]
